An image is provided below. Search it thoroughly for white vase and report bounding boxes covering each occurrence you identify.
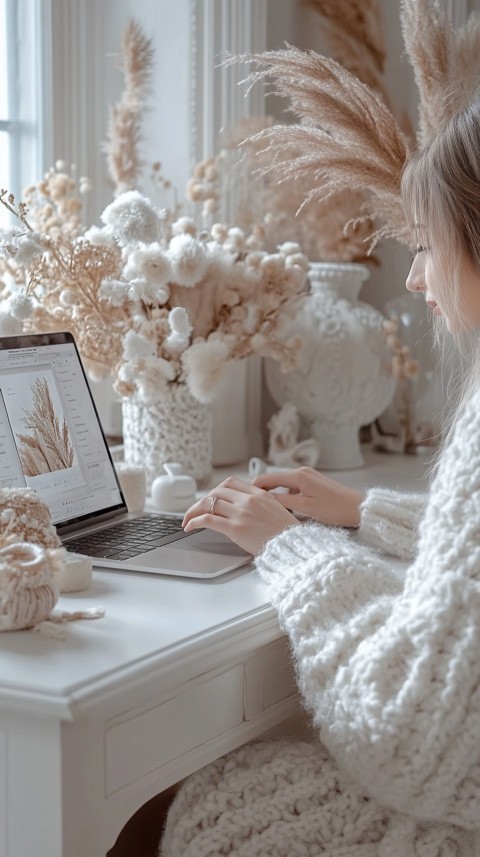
[265,262,396,469]
[122,385,212,491]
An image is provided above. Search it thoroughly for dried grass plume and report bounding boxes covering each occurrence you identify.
[231,1,480,251]
[231,45,410,248]
[400,0,480,146]
[104,19,155,195]
[306,0,387,100]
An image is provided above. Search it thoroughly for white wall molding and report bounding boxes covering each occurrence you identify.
[189,0,268,461]
[189,0,267,168]
[47,0,105,225]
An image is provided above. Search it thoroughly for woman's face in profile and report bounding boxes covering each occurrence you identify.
[406,246,480,333]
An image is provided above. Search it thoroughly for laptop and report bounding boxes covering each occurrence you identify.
[0,331,251,578]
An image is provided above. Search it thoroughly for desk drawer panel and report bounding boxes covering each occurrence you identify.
[105,665,244,794]
[262,641,297,709]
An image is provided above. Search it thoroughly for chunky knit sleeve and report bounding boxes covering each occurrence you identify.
[358,487,427,558]
[255,388,480,830]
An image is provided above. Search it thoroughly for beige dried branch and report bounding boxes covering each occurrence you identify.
[233,47,410,247]
[17,378,75,474]
[306,0,384,71]
[401,0,480,146]
[104,19,155,194]
[305,0,388,102]
[16,432,50,476]
[227,2,480,252]
[17,441,46,478]
[217,117,376,261]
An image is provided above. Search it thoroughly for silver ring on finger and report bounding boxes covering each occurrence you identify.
[208,495,219,515]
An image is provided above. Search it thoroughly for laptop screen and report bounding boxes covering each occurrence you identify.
[0,332,125,529]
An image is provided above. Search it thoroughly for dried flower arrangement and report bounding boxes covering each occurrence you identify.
[229,0,480,252]
[0,19,310,407]
[0,184,308,404]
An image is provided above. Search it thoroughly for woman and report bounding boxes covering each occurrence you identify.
[161,97,480,856]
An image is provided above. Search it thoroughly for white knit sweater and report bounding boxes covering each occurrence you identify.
[255,386,480,844]
[161,393,480,857]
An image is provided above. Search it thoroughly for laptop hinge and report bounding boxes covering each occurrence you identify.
[57,507,130,537]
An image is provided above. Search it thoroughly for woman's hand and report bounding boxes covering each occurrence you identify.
[252,466,363,528]
[182,476,299,555]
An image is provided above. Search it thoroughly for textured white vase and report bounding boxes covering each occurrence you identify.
[122,385,212,490]
[265,262,396,469]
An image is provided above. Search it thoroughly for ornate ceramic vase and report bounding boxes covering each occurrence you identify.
[122,384,212,491]
[265,262,396,469]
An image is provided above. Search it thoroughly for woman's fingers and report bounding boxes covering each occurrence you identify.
[252,470,300,492]
[182,479,263,528]
[182,477,300,554]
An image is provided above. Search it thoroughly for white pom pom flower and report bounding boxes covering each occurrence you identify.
[0,228,45,266]
[278,241,302,257]
[8,291,34,321]
[181,340,229,403]
[123,243,171,286]
[0,313,23,335]
[127,278,169,305]
[100,190,159,247]
[84,225,114,246]
[165,307,192,354]
[167,233,209,287]
[99,278,130,307]
[122,330,156,361]
[171,217,196,237]
[136,356,177,401]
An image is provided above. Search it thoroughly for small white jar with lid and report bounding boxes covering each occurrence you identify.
[151,462,197,513]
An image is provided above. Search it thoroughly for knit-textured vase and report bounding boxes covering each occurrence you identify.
[122,385,213,490]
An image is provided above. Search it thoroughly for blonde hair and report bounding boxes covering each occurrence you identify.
[401,92,480,442]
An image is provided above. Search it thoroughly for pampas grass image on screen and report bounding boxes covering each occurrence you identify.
[16,377,75,476]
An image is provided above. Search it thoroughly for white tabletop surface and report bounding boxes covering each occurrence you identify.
[0,447,429,715]
[0,561,268,711]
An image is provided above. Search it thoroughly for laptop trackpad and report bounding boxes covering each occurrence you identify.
[139,529,251,577]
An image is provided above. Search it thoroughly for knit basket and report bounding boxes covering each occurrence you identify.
[122,384,212,491]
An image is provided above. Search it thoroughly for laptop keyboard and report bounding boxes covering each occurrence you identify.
[64,513,188,561]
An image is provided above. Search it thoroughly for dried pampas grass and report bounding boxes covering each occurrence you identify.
[230,0,480,250]
[306,0,387,100]
[219,116,378,262]
[230,46,410,248]
[17,378,75,476]
[400,0,480,146]
[104,19,154,194]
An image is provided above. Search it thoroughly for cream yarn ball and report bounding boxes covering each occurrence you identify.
[0,541,63,631]
[0,488,102,631]
[0,487,61,547]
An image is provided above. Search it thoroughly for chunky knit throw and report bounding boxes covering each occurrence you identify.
[161,386,480,856]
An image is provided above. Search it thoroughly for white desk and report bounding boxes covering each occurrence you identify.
[0,449,428,857]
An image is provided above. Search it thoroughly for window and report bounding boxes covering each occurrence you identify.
[0,0,46,225]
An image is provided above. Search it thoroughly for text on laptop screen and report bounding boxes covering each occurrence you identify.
[0,339,123,524]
